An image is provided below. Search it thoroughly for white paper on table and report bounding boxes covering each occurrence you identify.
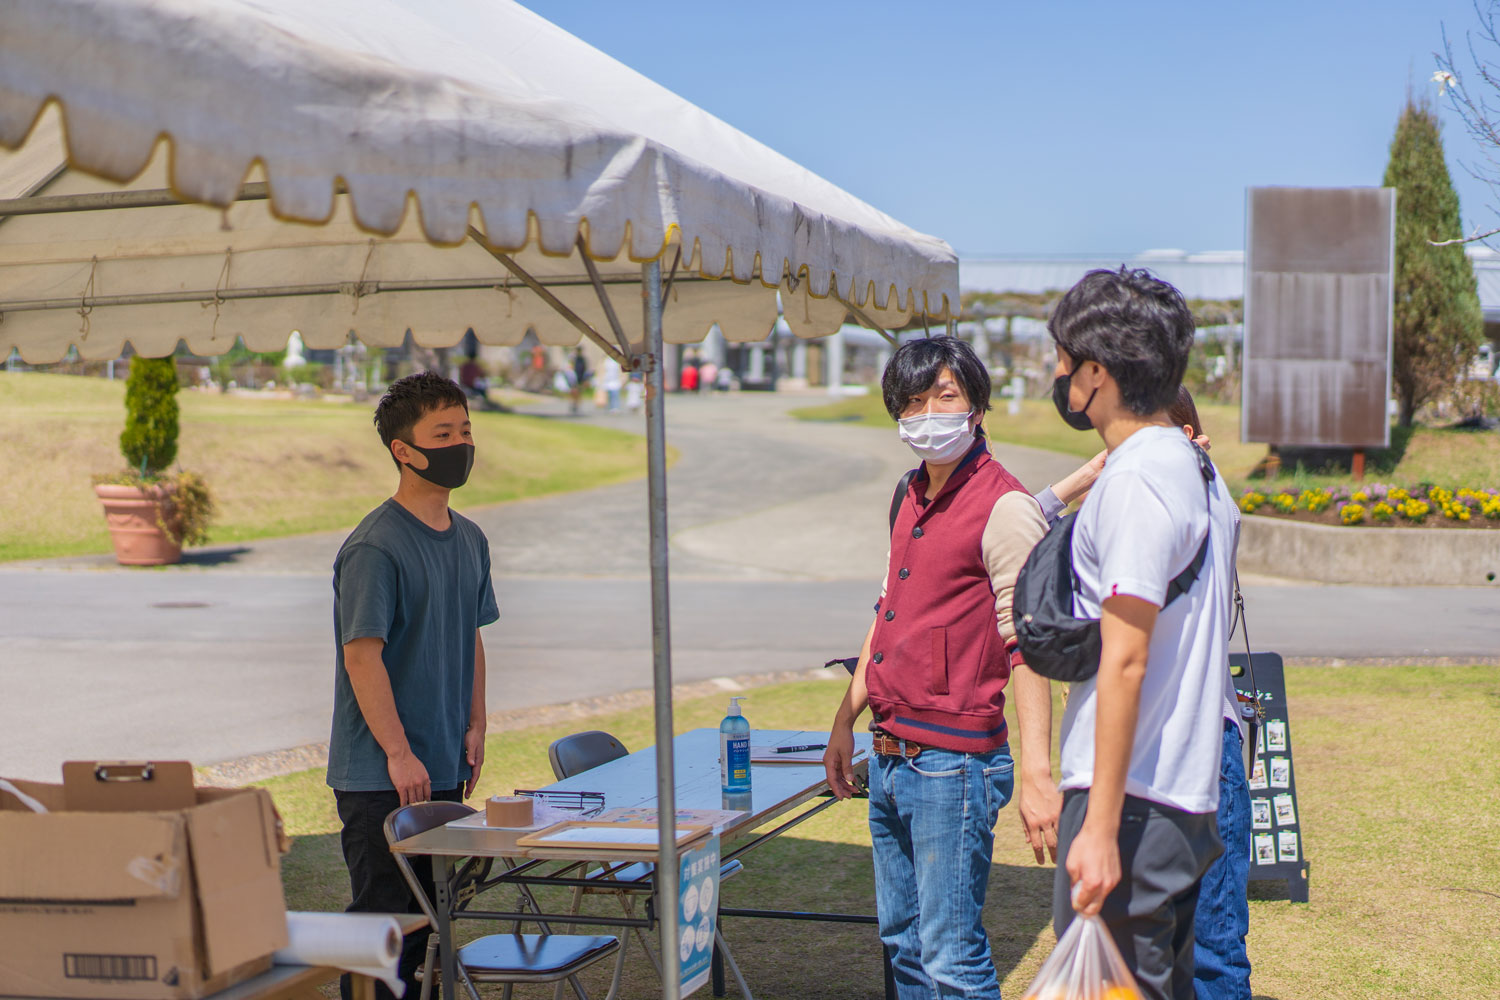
[749,746,865,764]
[273,912,405,997]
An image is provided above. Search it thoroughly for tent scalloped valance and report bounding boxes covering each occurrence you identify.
[0,0,957,331]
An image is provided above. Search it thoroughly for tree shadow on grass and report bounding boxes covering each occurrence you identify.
[1258,424,1416,481]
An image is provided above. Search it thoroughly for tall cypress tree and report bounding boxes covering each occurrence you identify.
[1382,97,1483,426]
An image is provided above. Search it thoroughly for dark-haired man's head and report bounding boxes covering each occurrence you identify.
[374,372,472,484]
[1048,267,1196,421]
[881,337,992,421]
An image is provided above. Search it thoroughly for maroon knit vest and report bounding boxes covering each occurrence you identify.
[866,443,1030,752]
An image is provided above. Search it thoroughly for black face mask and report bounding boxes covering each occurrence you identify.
[400,441,474,490]
[1052,366,1099,432]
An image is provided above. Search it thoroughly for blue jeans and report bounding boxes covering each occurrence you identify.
[869,744,1014,999]
[1193,721,1252,999]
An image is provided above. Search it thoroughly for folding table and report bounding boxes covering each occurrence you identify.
[390,729,885,1000]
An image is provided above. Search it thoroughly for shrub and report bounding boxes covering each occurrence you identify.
[1271,492,1297,514]
[1239,491,1267,514]
[1372,501,1396,522]
[1340,503,1366,525]
[120,356,179,475]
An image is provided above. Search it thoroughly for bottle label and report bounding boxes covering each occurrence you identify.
[721,733,750,790]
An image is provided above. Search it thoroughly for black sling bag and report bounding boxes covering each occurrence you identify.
[1011,444,1216,683]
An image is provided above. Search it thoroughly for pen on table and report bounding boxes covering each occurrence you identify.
[775,743,828,754]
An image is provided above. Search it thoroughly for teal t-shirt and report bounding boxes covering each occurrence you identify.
[326,499,500,792]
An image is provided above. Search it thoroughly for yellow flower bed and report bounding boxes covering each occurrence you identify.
[1237,482,1500,527]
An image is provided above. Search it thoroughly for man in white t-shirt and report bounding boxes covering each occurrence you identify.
[1043,267,1238,1000]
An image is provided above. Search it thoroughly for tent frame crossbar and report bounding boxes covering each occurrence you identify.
[467,226,627,367]
[0,182,274,217]
[0,274,694,316]
[576,233,635,361]
[837,294,899,347]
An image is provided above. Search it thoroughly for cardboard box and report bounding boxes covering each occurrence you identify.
[0,763,289,999]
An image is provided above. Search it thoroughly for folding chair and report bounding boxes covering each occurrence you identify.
[547,731,753,999]
[384,800,625,1000]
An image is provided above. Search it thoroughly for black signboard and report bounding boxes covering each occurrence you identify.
[1232,652,1309,902]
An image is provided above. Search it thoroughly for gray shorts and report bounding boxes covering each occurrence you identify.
[1053,789,1223,1000]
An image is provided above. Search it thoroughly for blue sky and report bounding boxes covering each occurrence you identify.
[430,2,1498,256]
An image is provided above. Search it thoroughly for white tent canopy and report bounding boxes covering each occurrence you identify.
[0,0,957,363]
[0,5,959,996]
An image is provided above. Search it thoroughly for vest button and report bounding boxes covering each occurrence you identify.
[872,652,884,664]
[898,568,910,580]
[885,610,895,621]
[912,526,924,539]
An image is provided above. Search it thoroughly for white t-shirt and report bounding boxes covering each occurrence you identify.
[1058,426,1238,814]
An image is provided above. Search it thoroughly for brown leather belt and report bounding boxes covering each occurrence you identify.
[871,732,927,758]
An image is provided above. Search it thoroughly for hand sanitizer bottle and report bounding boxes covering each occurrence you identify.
[720,697,751,795]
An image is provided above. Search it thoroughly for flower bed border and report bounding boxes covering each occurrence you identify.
[1237,515,1500,586]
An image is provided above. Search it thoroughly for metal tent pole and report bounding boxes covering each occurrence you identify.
[642,257,681,1000]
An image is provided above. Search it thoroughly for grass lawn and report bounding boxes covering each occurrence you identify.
[792,393,1500,494]
[259,665,1500,999]
[0,372,650,562]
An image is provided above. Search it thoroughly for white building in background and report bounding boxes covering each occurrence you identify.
[963,247,1500,343]
[962,249,1246,303]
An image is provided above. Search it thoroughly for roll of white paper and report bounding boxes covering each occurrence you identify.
[273,912,405,997]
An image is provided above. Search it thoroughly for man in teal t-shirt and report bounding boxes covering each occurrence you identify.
[327,372,499,1000]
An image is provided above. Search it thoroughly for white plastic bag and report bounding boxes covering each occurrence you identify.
[1021,913,1141,1000]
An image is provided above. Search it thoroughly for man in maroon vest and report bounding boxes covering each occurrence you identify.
[823,337,1053,999]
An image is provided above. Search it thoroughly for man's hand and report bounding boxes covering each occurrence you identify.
[1018,769,1063,864]
[823,724,859,800]
[387,749,431,807]
[464,723,486,799]
[1065,820,1121,916]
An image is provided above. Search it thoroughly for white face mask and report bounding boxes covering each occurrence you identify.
[897,410,975,464]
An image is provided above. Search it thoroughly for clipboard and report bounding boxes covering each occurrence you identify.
[516,819,712,852]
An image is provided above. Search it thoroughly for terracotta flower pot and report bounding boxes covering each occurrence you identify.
[94,482,183,566]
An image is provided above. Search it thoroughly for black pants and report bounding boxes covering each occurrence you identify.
[335,787,463,1000]
[1053,789,1223,1000]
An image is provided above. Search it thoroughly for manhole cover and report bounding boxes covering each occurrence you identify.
[150,601,211,609]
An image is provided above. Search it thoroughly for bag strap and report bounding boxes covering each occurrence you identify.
[1231,567,1265,722]
[889,469,918,533]
[1161,443,1217,606]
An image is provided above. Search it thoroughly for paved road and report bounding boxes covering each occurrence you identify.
[3,391,1497,780]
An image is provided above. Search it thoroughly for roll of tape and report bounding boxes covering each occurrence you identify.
[486,794,533,827]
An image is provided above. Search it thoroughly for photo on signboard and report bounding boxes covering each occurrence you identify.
[1251,799,1272,830]
[1273,793,1296,826]
[1266,719,1287,752]
[1255,833,1276,865]
[1278,830,1299,862]
[1269,756,1291,788]
[1249,757,1269,790]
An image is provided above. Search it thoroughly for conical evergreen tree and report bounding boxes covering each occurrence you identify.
[1382,97,1484,426]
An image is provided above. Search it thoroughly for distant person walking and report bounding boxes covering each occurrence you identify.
[679,352,700,392]
[569,347,591,414]
[326,372,498,1000]
[601,356,624,413]
[698,358,719,394]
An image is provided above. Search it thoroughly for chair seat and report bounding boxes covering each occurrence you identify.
[583,858,743,892]
[455,933,620,979]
